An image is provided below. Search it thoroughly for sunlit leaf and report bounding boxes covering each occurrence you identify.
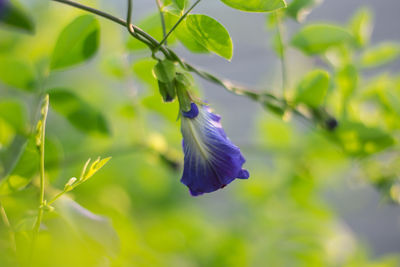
[286,0,323,22]
[360,42,400,68]
[0,57,36,91]
[185,14,233,60]
[51,15,100,70]
[48,88,110,136]
[0,1,34,33]
[291,24,352,55]
[334,121,394,156]
[82,157,111,182]
[220,0,287,12]
[349,7,373,48]
[295,69,330,108]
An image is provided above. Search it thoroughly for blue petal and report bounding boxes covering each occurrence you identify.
[180,103,249,196]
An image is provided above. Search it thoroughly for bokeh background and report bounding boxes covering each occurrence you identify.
[0,0,399,266]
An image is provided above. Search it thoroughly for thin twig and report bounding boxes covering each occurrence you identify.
[158,0,202,48]
[155,0,167,45]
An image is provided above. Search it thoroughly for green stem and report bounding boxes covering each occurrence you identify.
[50,0,332,128]
[275,12,287,97]
[157,0,202,48]
[30,95,49,260]
[0,201,17,254]
[155,0,167,45]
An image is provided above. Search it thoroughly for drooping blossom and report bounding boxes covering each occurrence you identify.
[180,102,249,196]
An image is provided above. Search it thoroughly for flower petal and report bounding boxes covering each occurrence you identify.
[180,103,249,196]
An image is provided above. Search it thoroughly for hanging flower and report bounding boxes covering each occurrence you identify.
[180,102,249,196]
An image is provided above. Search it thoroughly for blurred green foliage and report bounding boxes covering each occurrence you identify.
[0,0,399,266]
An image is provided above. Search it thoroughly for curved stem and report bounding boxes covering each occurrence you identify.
[155,0,167,45]
[30,95,49,262]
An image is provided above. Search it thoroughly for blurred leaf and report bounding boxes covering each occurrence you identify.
[0,57,36,91]
[336,64,358,101]
[334,121,394,156]
[142,94,179,122]
[48,88,110,136]
[51,15,100,70]
[295,69,330,108]
[286,0,323,22]
[0,135,38,194]
[0,1,34,33]
[132,58,158,88]
[220,0,287,12]
[291,24,352,55]
[55,197,120,257]
[0,100,27,133]
[185,14,233,60]
[349,7,373,48]
[360,42,400,68]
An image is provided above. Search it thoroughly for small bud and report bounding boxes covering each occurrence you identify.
[64,177,77,191]
[325,118,338,131]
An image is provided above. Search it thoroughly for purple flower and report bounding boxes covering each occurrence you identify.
[180,103,249,196]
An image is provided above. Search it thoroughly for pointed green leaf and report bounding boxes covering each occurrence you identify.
[51,15,100,70]
[360,42,400,68]
[291,24,352,55]
[349,7,373,48]
[220,0,287,12]
[295,69,330,108]
[185,14,233,60]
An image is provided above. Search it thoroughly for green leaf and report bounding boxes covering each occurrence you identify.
[360,42,400,68]
[172,0,188,10]
[335,64,358,101]
[142,94,180,122]
[48,88,110,136]
[349,7,373,48]
[220,0,287,12]
[81,156,111,182]
[153,60,176,83]
[0,1,34,33]
[0,57,36,91]
[295,69,330,108]
[0,100,27,133]
[334,121,394,156]
[291,24,352,55]
[185,14,233,60]
[286,0,323,22]
[132,58,158,88]
[50,15,100,70]
[171,13,209,53]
